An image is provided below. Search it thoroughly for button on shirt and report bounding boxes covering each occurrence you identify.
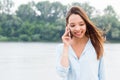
[56,39,105,80]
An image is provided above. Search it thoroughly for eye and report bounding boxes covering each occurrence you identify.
[79,23,85,26]
[70,24,75,27]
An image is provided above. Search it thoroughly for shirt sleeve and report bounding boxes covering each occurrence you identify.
[55,44,70,78]
[98,56,106,80]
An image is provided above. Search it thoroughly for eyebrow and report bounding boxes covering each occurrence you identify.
[69,21,85,24]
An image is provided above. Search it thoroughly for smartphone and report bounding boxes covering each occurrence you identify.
[69,28,73,38]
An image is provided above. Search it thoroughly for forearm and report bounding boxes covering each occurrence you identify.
[60,44,69,68]
[56,44,70,77]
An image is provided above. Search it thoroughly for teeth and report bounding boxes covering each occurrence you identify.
[76,33,80,35]
[76,32,81,35]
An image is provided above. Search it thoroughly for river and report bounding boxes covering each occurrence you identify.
[0,42,120,80]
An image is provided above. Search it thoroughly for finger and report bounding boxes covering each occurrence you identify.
[62,35,69,40]
[65,26,69,32]
[64,29,70,36]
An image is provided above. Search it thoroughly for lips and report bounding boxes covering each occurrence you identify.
[75,32,81,35]
[74,31,83,36]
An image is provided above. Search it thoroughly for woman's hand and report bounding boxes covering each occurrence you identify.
[62,27,71,46]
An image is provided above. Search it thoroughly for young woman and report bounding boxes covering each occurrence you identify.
[56,6,105,80]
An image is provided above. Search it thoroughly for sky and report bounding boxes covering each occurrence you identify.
[13,0,120,15]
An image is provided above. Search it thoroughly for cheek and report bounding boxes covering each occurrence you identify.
[70,25,87,32]
[69,29,74,35]
[69,28,73,32]
[82,26,87,32]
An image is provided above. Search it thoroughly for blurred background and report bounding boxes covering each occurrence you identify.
[0,0,120,80]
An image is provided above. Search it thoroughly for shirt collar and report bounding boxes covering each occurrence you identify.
[69,38,91,60]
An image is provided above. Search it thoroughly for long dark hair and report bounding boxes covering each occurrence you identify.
[66,6,105,60]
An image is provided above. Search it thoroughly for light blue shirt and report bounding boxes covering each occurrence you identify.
[56,39,105,80]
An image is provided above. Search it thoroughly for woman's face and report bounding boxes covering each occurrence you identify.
[68,14,87,39]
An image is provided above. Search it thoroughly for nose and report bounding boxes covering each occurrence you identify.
[74,25,80,31]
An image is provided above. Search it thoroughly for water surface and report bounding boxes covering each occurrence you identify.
[0,42,120,80]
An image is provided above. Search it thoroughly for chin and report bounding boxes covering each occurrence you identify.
[74,35,84,39]
[73,34,86,39]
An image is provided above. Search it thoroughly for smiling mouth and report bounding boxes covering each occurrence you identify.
[75,31,83,35]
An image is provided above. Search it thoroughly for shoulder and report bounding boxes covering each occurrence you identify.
[56,43,64,48]
[87,39,95,51]
[87,39,97,56]
[56,43,64,53]
[56,43,64,49]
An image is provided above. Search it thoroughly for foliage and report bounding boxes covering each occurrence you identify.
[0,1,120,42]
